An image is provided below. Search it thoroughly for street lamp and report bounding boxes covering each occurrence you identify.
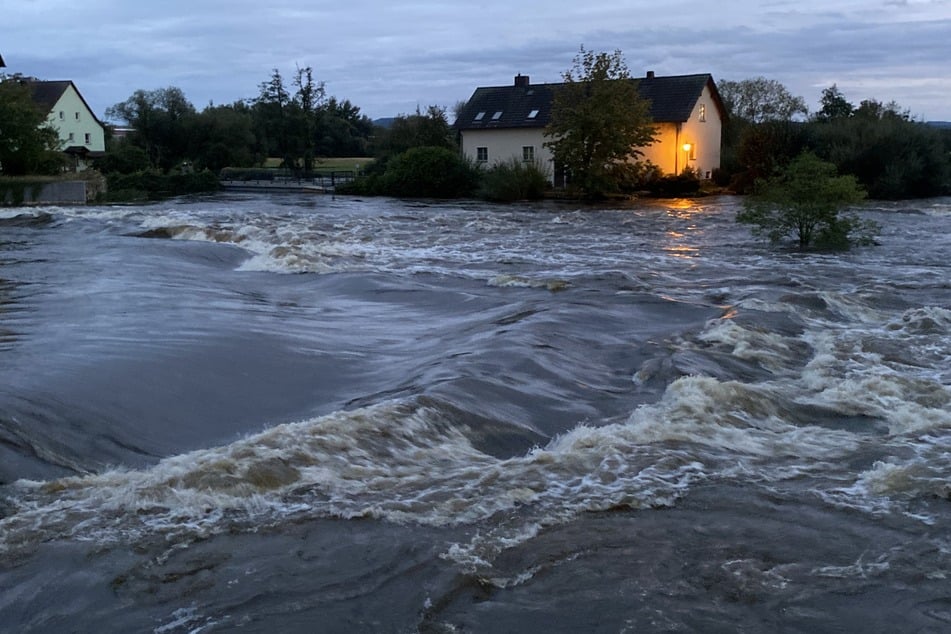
[682,143,692,173]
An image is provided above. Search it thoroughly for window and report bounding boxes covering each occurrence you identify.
[75,112,81,121]
[522,146,535,162]
[699,104,706,122]
[59,111,64,120]
[67,132,74,141]
[474,111,485,121]
[476,147,488,163]
[84,133,91,145]
[527,109,539,119]
[491,111,503,120]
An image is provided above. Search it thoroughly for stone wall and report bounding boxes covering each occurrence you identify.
[1,180,88,205]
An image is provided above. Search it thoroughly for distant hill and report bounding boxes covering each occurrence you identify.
[926,121,951,129]
[373,117,396,129]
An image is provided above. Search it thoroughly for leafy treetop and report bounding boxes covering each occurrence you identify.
[544,47,657,197]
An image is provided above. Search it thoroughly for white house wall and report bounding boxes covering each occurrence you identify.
[46,85,105,153]
[677,84,722,178]
[461,128,554,176]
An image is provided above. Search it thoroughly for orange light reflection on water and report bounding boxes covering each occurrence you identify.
[663,200,704,259]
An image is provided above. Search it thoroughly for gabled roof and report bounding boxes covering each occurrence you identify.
[456,73,726,131]
[26,79,104,126]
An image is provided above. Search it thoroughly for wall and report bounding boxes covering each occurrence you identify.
[675,84,723,178]
[1,180,88,205]
[46,85,106,153]
[461,128,554,175]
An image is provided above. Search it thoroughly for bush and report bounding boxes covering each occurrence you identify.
[647,166,701,197]
[341,146,479,198]
[738,152,873,250]
[477,158,549,202]
[103,169,220,201]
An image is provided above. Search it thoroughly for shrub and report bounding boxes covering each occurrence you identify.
[477,158,549,202]
[341,146,479,198]
[647,166,701,197]
[738,152,874,250]
[103,169,220,201]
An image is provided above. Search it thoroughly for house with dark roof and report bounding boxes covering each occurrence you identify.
[27,80,106,170]
[455,71,726,182]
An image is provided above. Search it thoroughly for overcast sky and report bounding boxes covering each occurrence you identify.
[4,0,950,122]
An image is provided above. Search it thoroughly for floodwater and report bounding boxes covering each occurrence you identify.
[1,193,950,632]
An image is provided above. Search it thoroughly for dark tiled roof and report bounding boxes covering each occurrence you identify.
[27,80,72,113]
[456,73,725,131]
[26,80,104,126]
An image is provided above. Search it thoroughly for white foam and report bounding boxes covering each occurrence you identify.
[0,400,705,557]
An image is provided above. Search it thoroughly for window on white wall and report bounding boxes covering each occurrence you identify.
[477,147,488,162]
[75,112,80,121]
[84,133,91,145]
[699,104,706,122]
[59,111,64,120]
[68,132,74,141]
[522,146,534,162]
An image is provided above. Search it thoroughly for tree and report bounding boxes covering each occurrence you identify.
[544,47,657,197]
[369,105,454,167]
[106,87,197,170]
[252,69,292,167]
[718,77,808,123]
[0,76,63,175]
[738,152,872,250]
[814,84,854,122]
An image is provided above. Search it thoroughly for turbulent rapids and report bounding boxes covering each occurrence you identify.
[2,194,950,632]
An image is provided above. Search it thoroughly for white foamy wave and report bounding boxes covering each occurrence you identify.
[696,318,800,371]
[886,306,951,335]
[0,400,703,558]
[487,274,570,291]
[624,375,860,461]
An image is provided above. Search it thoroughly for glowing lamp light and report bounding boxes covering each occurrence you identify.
[682,143,692,153]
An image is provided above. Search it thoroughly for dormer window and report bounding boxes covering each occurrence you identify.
[474,112,485,121]
[527,109,539,119]
[491,111,503,120]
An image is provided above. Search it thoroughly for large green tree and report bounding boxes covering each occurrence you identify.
[106,87,197,170]
[544,47,657,197]
[738,152,872,250]
[814,84,855,122]
[718,77,808,124]
[0,77,62,175]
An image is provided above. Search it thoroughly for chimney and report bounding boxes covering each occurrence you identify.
[646,70,655,79]
[514,74,530,88]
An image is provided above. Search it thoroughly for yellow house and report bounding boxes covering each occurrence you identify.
[455,72,726,182]
[28,80,106,170]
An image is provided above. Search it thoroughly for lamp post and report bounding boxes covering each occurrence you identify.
[681,143,692,174]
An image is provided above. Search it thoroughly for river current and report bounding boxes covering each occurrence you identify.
[1,193,950,632]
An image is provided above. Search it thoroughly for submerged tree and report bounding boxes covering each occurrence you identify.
[544,47,656,197]
[738,152,873,250]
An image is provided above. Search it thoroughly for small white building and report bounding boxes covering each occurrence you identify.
[455,72,727,183]
[28,80,106,170]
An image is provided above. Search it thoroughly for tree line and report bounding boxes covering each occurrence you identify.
[718,78,951,200]
[100,66,377,175]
